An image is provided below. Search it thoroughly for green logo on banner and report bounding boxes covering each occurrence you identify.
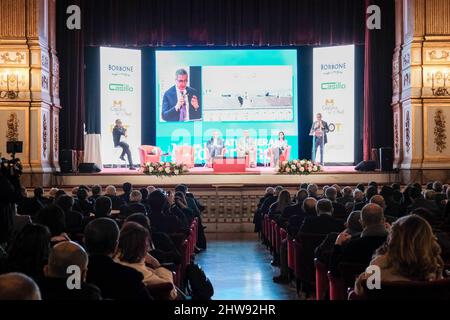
[109,83,134,92]
[321,82,346,90]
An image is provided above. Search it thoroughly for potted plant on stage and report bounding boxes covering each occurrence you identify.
[143,162,189,177]
[278,159,322,175]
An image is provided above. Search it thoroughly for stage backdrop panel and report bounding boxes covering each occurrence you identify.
[100,47,141,166]
[313,45,355,164]
[155,49,298,164]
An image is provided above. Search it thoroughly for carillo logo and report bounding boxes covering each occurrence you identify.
[109,83,134,92]
[321,82,346,90]
[108,64,134,73]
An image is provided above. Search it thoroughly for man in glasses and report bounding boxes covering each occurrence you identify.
[161,68,201,122]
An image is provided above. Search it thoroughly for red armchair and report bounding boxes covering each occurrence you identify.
[138,145,162,166]
[173,145,195,168]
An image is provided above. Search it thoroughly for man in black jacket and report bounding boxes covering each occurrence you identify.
[298,199,344,235]
[329,203,388,279]
[39,241,101,300]
[407,186,441,217]
[325,187,347,220]
[85,218,152,300]
[119,190,147,218]
[112,119,135,170]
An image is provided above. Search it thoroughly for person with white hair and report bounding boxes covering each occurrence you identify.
[307,184,319,199]
[104,185,125,210]
[48,188,59,203]
[147,186,157,195]
[119,190,147,218]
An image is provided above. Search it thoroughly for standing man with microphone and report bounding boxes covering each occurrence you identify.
[113,119,136,170]
[310,113,329,166]
[161,69,201,122]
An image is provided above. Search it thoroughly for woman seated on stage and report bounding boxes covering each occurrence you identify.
[269,131,289,168]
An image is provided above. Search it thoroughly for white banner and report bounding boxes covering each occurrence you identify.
[313,45,355,163]
[100,47,141,166]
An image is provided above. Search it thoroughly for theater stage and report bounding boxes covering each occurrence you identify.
[55,166,398,187]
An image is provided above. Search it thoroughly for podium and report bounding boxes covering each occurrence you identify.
[212,157,247,173]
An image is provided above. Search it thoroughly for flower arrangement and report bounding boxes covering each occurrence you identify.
[277,159,322,175]
[143,162,189,177]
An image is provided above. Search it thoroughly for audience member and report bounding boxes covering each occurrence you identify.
[39,241,102,300]
[299,199,344,235]
[84,218,152,300]
[330,203,388,276]
[0,273,41,300]
[354,215,444,296]
[105,185,125,210]
[4,224,51,281]
[119,190,147,218]
[115,222,177,299]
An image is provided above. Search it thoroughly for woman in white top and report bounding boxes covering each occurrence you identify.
[114,222,178,300]
[270,131,288,167]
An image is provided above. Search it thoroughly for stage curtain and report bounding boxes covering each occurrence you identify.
[56,0,394,157]
[363,0,395,160]
[56,0,85,152]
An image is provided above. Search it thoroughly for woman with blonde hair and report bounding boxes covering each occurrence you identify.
[268,190,292,218]
[355,215,444,296]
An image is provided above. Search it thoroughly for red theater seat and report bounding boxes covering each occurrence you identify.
[314,259,329,300]
[359,278,450,300]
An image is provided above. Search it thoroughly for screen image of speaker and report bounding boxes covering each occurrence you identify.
[379,147,393,171]
[355,160,377,171]
[78,163,102,173]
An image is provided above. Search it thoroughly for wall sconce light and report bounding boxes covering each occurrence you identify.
[430,71,450,96]
[0,72,21,99]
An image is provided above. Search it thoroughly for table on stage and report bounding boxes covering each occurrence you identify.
[212,156,247,173]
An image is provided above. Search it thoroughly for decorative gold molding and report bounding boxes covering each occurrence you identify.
[54,116,59,159]
[394,112,400,156]
[6,112,19,141]
[405,110,411,154]
[0,51,26,65]
[434,109,447,153]
[42,113,47,158]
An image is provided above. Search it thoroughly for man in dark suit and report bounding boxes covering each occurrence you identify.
[206,131,225,164]
[337,186,354,207]
[309,113,330,165]
[407,186,441,217]
[329,203,388,279]
[161,68,201,122]
[298,199,344,235]
[39,241,101,300]
[119,190,147,218]
[85,218,152,300]
[112,119,135,170]
[325,187,347,220]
